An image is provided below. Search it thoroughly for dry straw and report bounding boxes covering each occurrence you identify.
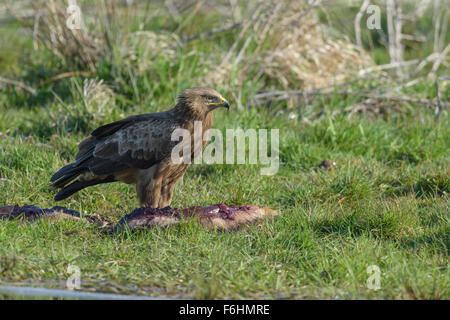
[13,0,374,91]
[27,0,109,72]
[15,0,175,73]
[203,1,374,90]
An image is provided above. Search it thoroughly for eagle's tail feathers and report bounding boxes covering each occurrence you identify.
[51,164,88,188]
[50,163,76,182]
[54,175,116,201]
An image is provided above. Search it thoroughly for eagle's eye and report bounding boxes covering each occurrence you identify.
[202,94,216,102]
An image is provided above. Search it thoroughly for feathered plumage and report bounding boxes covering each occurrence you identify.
[50,87,229,207]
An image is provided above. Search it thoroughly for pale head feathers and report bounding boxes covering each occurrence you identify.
[174,87,229,120]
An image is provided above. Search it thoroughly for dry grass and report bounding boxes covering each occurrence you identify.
[12,0,175,73]
[11,0,374,91]
[27,0,109,71]
[203,1,374,90]
[122,30,179,73]
[80,78,116,118]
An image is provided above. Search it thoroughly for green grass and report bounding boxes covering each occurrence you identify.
[0,2,449,299]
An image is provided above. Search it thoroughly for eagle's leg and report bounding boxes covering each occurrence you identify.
[158,184,175,208]
[136,180,161,208]
[158,165,187,208]
[136,167,162,208]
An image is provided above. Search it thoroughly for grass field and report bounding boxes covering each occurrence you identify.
[0,1,448,299]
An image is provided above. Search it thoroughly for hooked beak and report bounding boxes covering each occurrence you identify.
[222,99,230,110]
[209,98,230,110]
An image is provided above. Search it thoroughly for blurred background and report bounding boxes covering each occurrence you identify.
[0,0,448,128]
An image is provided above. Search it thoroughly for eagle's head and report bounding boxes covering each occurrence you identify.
[175,87,230,119]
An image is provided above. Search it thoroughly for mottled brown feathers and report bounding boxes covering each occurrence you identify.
[50,87,229,207]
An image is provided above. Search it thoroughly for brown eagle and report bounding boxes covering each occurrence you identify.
[50,87,229,207]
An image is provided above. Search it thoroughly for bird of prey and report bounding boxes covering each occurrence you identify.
[50,87,230,207]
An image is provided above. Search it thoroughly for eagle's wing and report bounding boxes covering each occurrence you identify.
[85,116,181,175]
[50,111,183,202]
[51,113,180,186]
[90,111,172,138]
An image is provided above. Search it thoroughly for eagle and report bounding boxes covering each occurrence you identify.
[50,87,230,208]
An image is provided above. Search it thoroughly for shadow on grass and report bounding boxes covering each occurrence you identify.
[396,227,449,256]
[310,211,406,240]
[312,214,448,255]
[2,66,76,110]
[384,175,449,199]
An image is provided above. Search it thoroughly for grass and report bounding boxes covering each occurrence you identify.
[0,1,449,299]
